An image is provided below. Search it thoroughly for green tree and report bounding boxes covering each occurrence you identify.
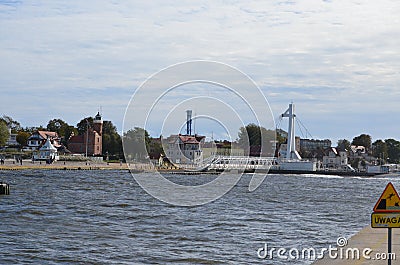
[76,117,94,135]
[102,121,122,157]
[47,119,67,135]
[238,123,257,149]
[352,134,372,151]
[0,121,10,146]
[47,119,77,145]
[385,139,400,163]
[372,139,388,163]
[62,125,78,146]
[16,131,30,147]
[148,137,164,159]
[337,139,351,152]
[123,127,150,161]
[0,115,21,133]
[237,123,276,156]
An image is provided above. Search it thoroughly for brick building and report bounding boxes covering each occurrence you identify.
[68,112,103,156]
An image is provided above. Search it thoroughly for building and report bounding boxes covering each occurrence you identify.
[165,134,205,165]
[68,112,103,156]
[27,131,61,150]
[202,140,244,158]
[322,147,349,170]
[6,128,18,146]
[33,138,59,162]
[350,145,366,156]
[278,137,301,159]
[300,139,332,152]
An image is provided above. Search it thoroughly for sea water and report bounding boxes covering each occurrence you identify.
[0,170,397,264]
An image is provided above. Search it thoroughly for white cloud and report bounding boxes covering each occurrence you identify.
[0,0,399,141]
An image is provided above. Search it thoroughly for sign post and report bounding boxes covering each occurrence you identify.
[371,182,400,265]
[388,228,392,265]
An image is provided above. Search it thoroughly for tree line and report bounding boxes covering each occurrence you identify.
[0,115,123,159]
[2,116,400,163]
[337,134,400,164]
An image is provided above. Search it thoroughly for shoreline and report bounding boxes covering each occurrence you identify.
[0,159,146,171]
[0,160,388,177]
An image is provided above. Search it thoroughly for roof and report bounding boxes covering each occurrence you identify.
[39,138,57,151]
[351,145,366,153]
[178,135,205,144]
[330,147,338,155]
[28,130,59,140]
[166,134,205,144]
[94,111,102,123]
[179,135,199,144]
[68,134,84,143]
[38,131,59,139]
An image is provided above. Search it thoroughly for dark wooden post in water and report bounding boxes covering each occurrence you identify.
[0,183,10,195]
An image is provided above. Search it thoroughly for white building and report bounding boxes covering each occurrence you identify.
[27,131,61,151]
[6,128,18,146]
[166,134,205,165]
[33,138,59,162]
[322,147,349,170]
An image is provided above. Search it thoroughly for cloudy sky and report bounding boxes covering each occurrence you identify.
[1,0,399,143]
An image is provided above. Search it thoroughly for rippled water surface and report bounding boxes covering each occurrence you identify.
[0,170,398,264]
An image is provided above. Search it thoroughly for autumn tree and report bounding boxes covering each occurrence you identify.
[16,131,30,147]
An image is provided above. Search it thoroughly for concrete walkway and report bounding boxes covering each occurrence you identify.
[313,226,400,265]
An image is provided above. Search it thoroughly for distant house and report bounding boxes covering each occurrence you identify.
[165,134,205,165]
[348,145,375,170]
[33,138,59,162]
[27,130,61,150]
[350,145,366,156]
[202,140,244,158]
[68,112,103,156]
[278,137,301,159]
[322,147,349,170]
[300,139,331,154]
[6,128,18,146]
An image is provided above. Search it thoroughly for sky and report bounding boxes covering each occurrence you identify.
[1,0,399,144]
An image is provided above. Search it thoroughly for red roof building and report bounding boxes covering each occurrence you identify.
[27,130,61,150]
[165,134,205,165]
[68,112,103,156]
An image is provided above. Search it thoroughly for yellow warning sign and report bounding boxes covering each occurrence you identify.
[373,182,400,212]
[371,213,400,228]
